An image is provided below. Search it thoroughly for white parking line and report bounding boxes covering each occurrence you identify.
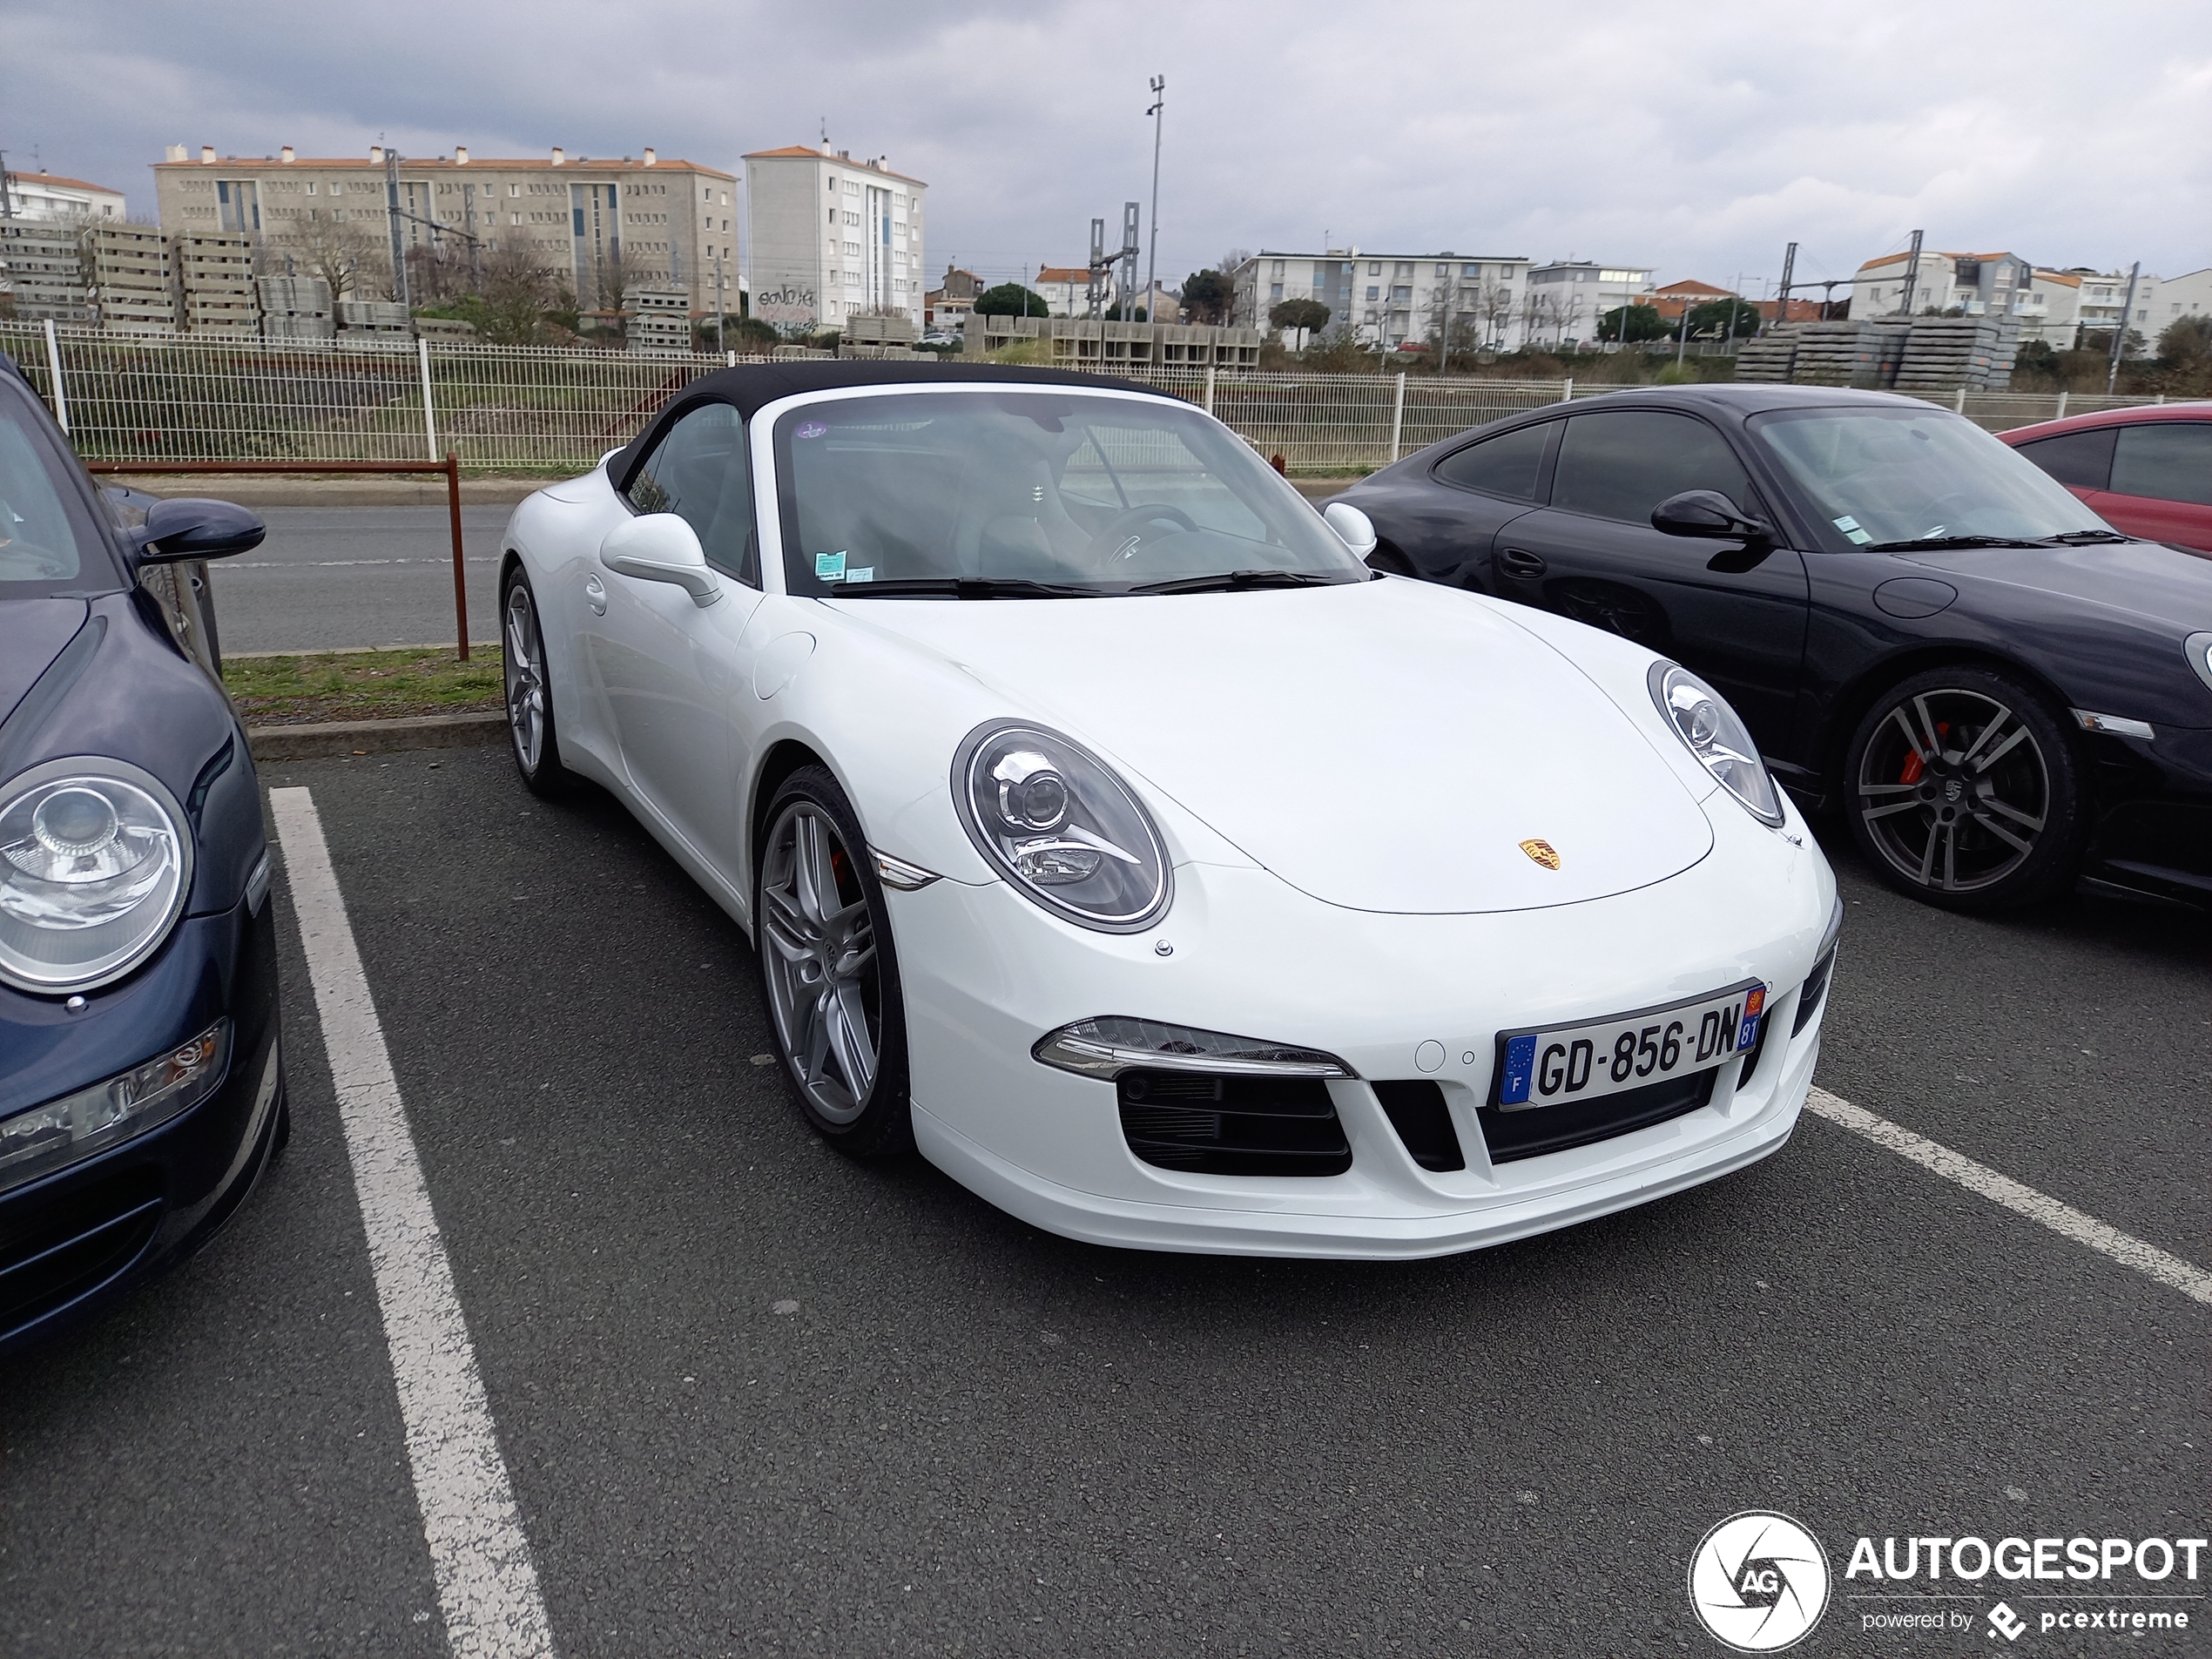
[269,787,556,1659]
[1805,1085,2212,1308]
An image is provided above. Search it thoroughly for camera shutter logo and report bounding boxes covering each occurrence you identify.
[1687,1512,1831,1652]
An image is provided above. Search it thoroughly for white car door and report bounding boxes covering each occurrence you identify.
[591,402,768,887]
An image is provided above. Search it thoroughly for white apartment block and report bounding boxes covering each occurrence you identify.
[1232,251,1534,350]
[152,144,736,310]
[1523,262,1655,345]
[1,170,128,222]
[1851,249,2177,347]
[744,145,925,334]
[2150,268,2212,340]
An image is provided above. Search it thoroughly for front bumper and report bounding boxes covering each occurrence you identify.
[0,894,283,1352]
[890,795,1835,1258]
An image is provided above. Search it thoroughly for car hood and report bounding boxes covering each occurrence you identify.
[0,597,90,732]
[1897,539,2212,630]
[826,577,1715,914]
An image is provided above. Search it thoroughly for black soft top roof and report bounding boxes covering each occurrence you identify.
[608,359,1164,486]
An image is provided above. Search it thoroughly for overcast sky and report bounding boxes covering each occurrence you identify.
[4,0,2206,298]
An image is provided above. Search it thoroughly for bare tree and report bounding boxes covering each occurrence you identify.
[1477,281,1515,349]
[268,215,390,300]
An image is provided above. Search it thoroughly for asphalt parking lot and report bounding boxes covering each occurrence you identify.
[2,744,2205,1657]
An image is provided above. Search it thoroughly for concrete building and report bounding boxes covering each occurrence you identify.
[1231,251,1534,350]
[744,145,925,335]
[1851,249,2175,347]
[1,169,127,223]
[1033,266,1093,316]
[2151,268,2212,342]
[151,144,736,309]
[924,266,980,333]
[1523,262,1655,345]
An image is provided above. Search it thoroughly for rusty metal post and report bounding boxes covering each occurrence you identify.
[445,453,469,662]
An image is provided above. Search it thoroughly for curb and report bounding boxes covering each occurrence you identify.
[248,711,507,760]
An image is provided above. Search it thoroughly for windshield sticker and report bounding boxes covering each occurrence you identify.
[796,421,829,441]
[845,566,875,583]
[815,550,847,581]
[1833,515,1874,546]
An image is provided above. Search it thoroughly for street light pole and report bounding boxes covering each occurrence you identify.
[1144,76,1164,323]
[2107,260,2140,395]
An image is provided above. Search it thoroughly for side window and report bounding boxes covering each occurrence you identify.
[1550,411,1752,527]
[624,401,759,584]
[2013,427,2116,491]
[1432,421,1552,501]
[2109,423,2212,506]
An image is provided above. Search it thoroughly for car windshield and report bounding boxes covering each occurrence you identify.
[0,371,108,595]
[1747,405,2113,550]
[772,389,1366,596]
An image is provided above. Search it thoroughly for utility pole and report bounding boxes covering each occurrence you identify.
[1774,241,1797,332]
[0,152,15,219]
[1143,75,1164,325]
[1120,202,1140,321]
[716,250,726,353]
[2106,260,2140,394]
[1896,229,1923,318]
[385,146,413,313]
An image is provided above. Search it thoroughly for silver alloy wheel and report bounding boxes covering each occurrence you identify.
[1856,688,2048,893]
[504,582,546,773]
[759,800,880,1125]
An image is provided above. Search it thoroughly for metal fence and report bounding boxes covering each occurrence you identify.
[2,320,2179,477]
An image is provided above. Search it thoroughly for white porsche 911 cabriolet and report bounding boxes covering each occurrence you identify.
[497,362,1840,1258]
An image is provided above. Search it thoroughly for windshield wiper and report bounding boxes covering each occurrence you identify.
[1864,534,2067,553]
[826,576,1097,599]
[1130,568,1345,595]
[2049,529,2132,544]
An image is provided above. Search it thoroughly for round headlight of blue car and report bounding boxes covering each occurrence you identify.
[0,757,194,994]
[953,720,1171,932]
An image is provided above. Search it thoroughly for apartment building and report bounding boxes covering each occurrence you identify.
[1231,251,1534,350]
[1848,249,2173,347]
[1523,261,1655,344]
[1,170,128,222]
[744,145,926,334]
[152,144,737,309]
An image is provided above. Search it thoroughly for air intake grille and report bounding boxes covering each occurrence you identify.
[1792,948,1837,1036]
[0,1167,164,1342]
[1117,1070,1351,1177]
[1370,1081,1466,1171]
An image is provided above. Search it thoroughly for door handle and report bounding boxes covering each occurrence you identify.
[1499,547,1547,578]
[584,573,607,616]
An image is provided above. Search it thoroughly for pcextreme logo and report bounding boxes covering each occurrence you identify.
[1688,1512,1832,1652]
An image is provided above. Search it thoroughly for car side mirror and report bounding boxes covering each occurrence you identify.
[1652,489,1774,542]
[133,497,266,563]
[1322,501,1378,559]
[600,512,723,606]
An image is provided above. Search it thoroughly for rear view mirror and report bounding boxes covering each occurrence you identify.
[1322,501,1378,559]
[1652,489,1772,543]
[601,512,723,606]
[134,497,266,563]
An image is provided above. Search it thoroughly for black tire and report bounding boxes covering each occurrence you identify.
[501,566,576,799]
[752,765,913,1157]
[1843,665,2089,911]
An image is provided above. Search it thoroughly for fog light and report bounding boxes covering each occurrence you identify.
[1033,1016,1352,1080]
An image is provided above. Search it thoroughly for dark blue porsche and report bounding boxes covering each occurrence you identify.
[0,353,283,1352]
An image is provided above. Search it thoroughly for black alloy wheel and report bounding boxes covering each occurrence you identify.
[754,765,914,1157]
[1844,665,2087,910]
[501,568,575,799]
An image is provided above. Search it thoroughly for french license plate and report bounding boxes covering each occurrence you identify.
[1494,981,1767,1110]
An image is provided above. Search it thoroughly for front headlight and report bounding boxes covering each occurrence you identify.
[0,758,194,994]
[1647,663,1784,826]
[953,720,1171,932]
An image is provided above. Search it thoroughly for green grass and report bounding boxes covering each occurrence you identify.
[223,647,504,726]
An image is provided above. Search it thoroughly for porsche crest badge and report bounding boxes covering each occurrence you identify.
[1519,838,1561,871]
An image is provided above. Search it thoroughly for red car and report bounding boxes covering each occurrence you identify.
[2001,401,2212,553]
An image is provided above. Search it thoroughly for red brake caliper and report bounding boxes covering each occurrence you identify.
[1898,720,1952,786]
